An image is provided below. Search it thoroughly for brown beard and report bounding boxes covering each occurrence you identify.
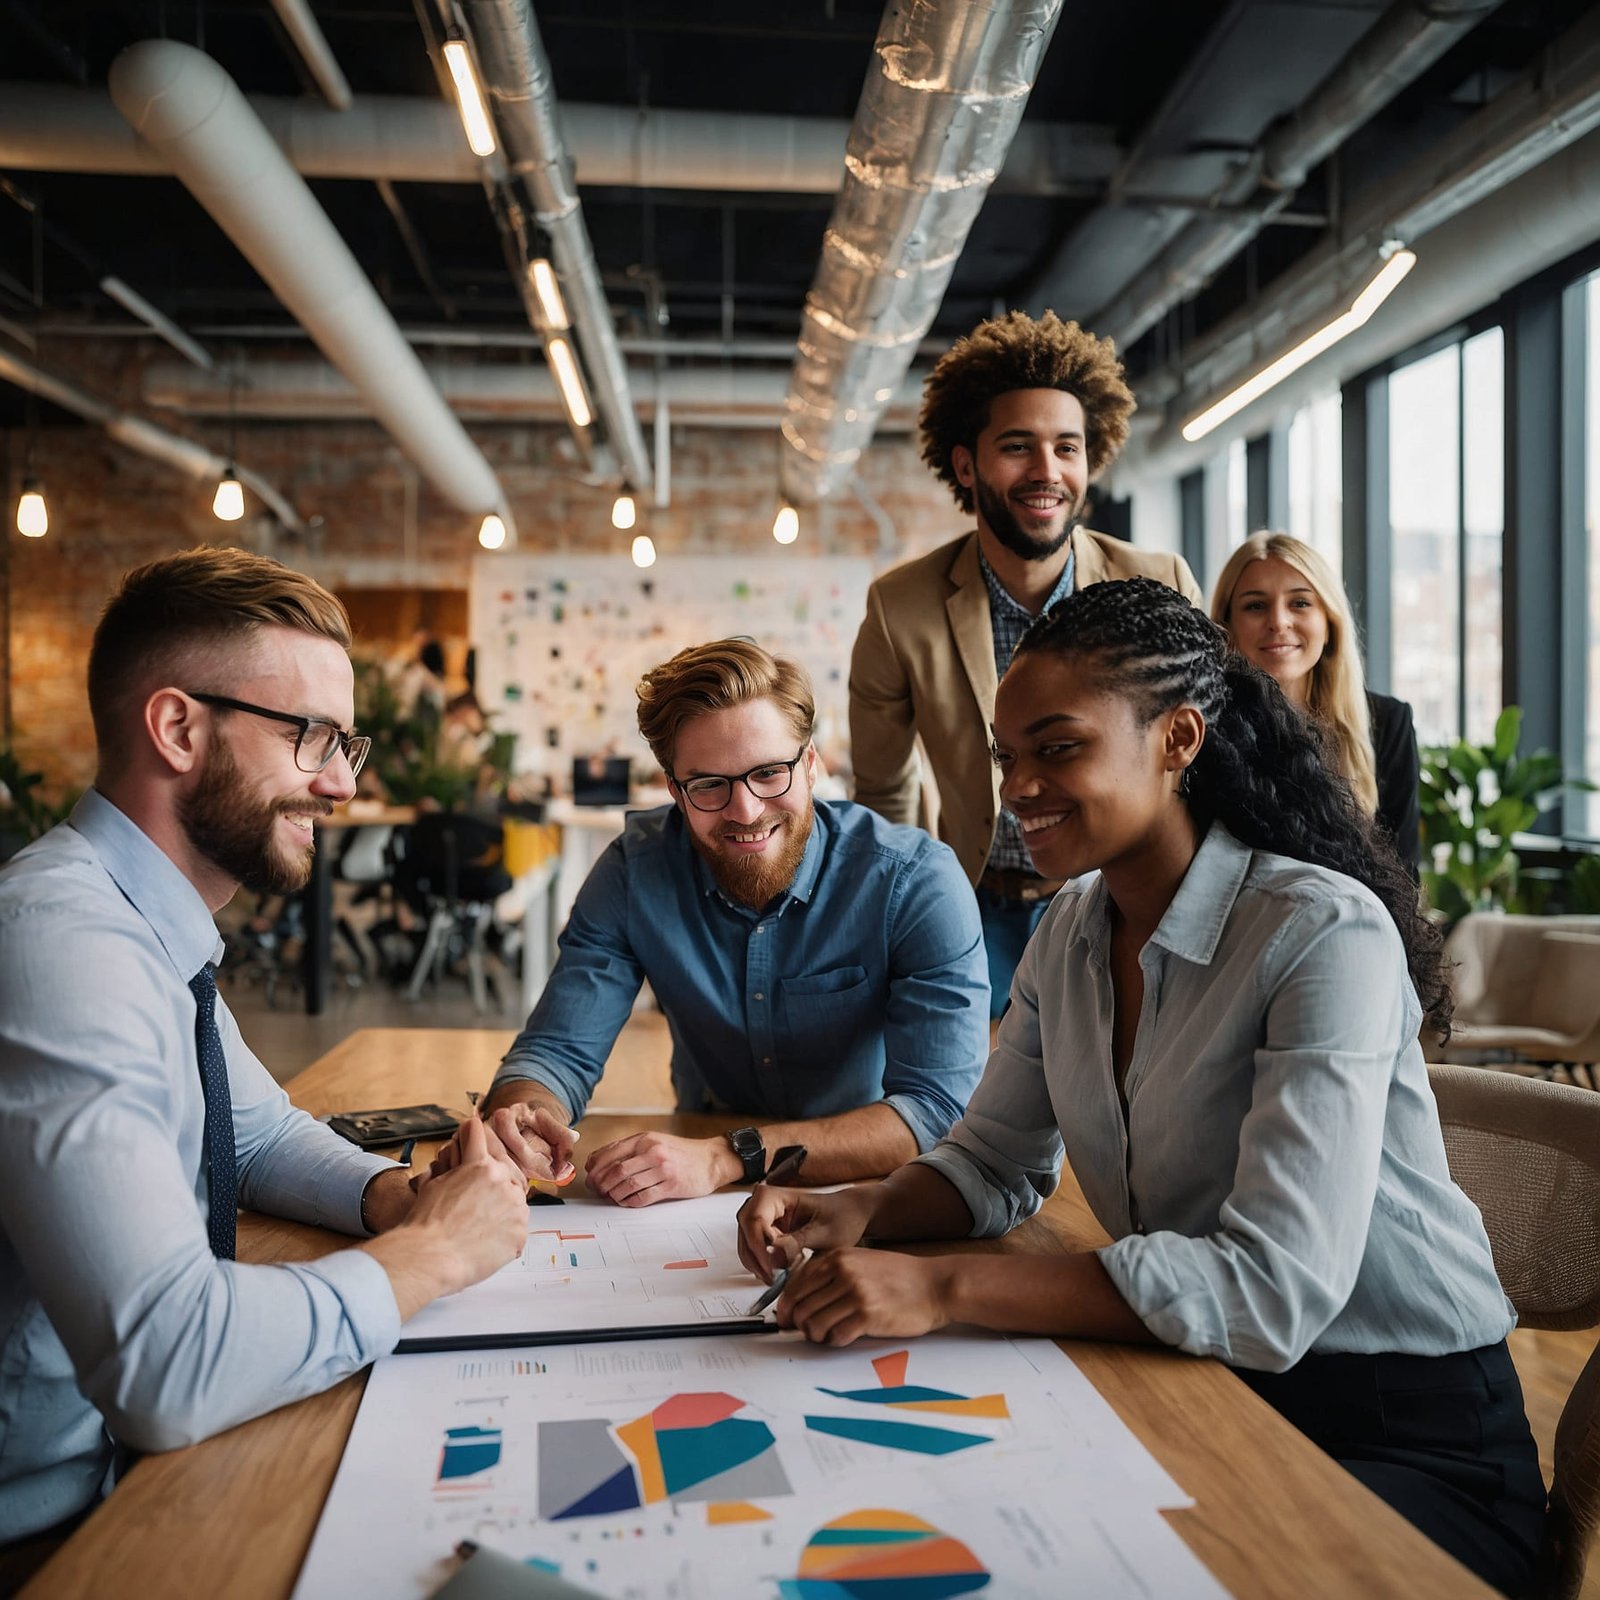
[689,804,814,909]
[179,733,330,894]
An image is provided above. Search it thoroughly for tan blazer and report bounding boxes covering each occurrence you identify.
[848,527,1204,885]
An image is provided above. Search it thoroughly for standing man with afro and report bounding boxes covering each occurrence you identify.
[849,311,1202,1013]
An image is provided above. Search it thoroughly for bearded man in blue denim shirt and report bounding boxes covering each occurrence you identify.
[432,638,988,1207]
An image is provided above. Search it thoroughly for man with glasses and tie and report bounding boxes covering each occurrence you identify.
[0,546,531,1575]
[432,637,988,1208]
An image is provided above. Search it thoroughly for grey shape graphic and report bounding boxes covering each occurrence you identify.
[669,1446,792,1504]
[537,1418,634,1519]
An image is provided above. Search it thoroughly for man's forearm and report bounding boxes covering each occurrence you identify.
[749,1102,918,1184]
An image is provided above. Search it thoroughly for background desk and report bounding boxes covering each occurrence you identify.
[25,1026,1495,1600]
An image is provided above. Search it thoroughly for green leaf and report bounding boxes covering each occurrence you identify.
[1491,706,1523,764]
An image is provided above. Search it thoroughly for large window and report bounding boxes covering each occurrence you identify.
[1286,390,1342,576]
[1388,329,1504,745]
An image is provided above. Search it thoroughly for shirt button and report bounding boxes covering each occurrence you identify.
[753,926,765,936]
[753,992,765,1001]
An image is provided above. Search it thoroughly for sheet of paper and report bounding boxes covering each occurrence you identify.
[294,1330,1223,1600]
[397,1194,764,1346]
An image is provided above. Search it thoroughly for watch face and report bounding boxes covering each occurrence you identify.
[730,1127,762,1156]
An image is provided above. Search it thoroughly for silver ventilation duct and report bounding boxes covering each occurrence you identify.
[1089,0,1505,349]
[463,0,651,493]
[107,39,513,535]
[780,0,1063,506]
[0,346,307,534]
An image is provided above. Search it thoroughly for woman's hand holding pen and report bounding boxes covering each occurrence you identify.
[772,1249,956,1348]
[735,1183,878,1283]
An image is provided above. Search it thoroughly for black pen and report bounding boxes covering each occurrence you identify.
[397,1137,416,1169]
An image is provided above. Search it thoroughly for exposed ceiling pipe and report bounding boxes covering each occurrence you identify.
[1126,12,1600,470]
[141,355,926,427]
[0,345,307,533]
[268,0,352,111]
[99,275,214,369]
[0,84,1117,196]
[106,39,512,533]
[462,0,651,492]
[1089,0,1505,349]
[780,0,1063,505]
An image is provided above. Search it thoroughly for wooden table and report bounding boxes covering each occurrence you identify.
[26,1027,1497,1600]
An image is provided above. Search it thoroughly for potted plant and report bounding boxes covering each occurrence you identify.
[1418,705,1593,923]
[0,745,75,862]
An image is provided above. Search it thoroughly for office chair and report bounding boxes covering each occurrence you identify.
[1428,1063,1600,1600]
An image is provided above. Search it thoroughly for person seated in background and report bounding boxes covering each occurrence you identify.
[1210,531,1420,866]
[739,579,1543,1598]
[0,549,530,1578]
[430,637,989,1206]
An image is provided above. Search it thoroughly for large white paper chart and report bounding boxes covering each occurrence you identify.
[294,1328,1227,1600]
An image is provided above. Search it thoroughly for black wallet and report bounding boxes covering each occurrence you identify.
[326,1104,463,1149]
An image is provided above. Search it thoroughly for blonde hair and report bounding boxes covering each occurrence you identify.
[89,545,352,767]
[1210,532,1378,815]
[636,639,814,775]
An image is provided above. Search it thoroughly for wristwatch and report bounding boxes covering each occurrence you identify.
[725,1126,767,1184]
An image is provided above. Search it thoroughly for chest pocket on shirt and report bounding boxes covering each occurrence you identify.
[777,966,872,1045]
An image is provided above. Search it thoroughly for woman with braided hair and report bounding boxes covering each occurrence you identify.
[739,578,1544,1594]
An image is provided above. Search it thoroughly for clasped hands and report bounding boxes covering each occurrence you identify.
[734,1183,954,1346]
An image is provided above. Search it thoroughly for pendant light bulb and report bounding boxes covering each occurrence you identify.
[15,478,48,538]
[631,533,657,569]
[212,469,245,522]
[612,493,637,530]
[772,504,799,545]
[478,512,508,551]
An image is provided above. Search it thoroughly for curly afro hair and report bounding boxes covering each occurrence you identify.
[920,311,1135,512]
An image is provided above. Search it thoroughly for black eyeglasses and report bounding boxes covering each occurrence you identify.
[669,747,807,812]
[188,691,371,778]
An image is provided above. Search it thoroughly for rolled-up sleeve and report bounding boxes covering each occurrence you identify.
[916,909,1064,1230]
[493,838,644,1118]
[1099,897,1400,1371]
[878,842,990,1150]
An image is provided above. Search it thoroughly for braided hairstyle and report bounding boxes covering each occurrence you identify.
[1013,578,1450,1039]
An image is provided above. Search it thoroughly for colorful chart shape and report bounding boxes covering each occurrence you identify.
[664,1258,708,1270]
[437,1424,501,1482]
[779,1509,989,1599]
[804,1417,990,1456]
[706,1501,774,1525]
[820,1350,1010,1420]
[540,1418,640,1519]
[873,1353,909,1388]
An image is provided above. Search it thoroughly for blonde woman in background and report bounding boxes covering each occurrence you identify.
[1211,532,1420,865]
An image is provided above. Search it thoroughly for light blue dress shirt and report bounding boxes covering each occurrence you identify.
[920,823,1515,1372]
[495,800,988,1146]
[0,790,401,1541]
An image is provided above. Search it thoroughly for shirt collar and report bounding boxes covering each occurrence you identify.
[978,544,1076,621]
[1058,822,1252,968]
[68,787,225,979]
[1146,823,1253,966]
[691,800,829,915]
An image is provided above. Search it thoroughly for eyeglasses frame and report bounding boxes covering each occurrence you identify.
[187,690,371,778]
[668,745,809,812]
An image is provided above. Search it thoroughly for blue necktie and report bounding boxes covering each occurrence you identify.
[188,963,238,1260]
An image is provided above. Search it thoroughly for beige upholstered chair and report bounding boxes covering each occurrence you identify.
[1428,1064,1600,1599]
[1442,914,1600,1066]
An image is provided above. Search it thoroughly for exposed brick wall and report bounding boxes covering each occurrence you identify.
[3,346,971,797]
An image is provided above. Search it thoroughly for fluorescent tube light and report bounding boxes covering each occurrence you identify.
[1182,247,1418,443]
[443,38,496,158]
[528,259,570,330]
[547,337,592,429]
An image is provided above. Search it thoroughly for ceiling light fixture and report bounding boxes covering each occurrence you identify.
[478,512,507,550]
[528,259,570,330]
[772,504,799,545]
[631,533,657,569]
[611,493,636,530]
[15,477,48,538]
[443,36,497,158]
[546,337,592,429]
[212,469,245,521]
[1181,244,1418,444]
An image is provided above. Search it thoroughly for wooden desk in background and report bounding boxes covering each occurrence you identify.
[26,1026,1495,1600]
